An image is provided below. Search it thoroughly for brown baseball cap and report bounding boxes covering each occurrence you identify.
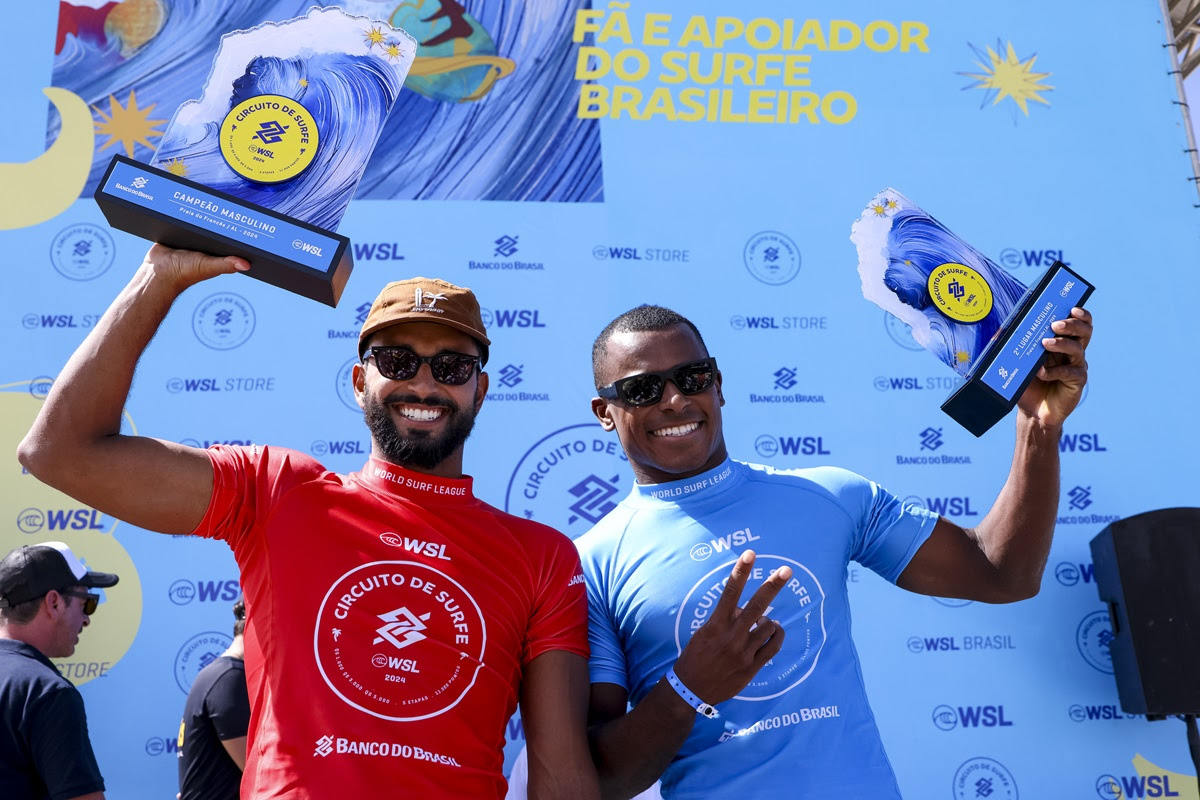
[358,278,491,365]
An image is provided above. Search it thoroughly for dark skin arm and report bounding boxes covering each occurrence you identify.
[17,246,248,534]
[520,651,600,800]
[587,552,790,800]
[898,307,1094,602]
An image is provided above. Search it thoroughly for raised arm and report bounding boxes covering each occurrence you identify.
[898,307,1093,603]
[17,245,248,534]
[520,650,599,800]
[588,552,789,800]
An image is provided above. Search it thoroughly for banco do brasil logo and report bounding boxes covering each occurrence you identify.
[744,231,800,285]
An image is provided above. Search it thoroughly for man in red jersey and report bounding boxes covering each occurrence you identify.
[19,245,598,800]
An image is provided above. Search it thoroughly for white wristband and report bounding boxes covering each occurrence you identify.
[666,667,718,719]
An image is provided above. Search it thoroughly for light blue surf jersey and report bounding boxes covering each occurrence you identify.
[576,458,939,800]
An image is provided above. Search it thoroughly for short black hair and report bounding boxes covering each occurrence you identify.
[592,305,708,389]
[233,596,246,637]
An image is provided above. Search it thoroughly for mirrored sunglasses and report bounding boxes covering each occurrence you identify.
[364,346,480,386]
[598,357,718,407]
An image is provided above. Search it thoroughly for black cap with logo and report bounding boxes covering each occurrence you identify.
[0,542,119,608]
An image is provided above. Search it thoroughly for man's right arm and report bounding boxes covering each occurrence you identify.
[17,245,248,534]
[587,552,790,800]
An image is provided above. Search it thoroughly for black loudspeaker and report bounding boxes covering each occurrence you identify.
[1090,508,1200,717]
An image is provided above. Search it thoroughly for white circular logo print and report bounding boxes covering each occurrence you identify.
[174,631,233,693]
[314,561,486,721]
[1076,610,1114,674]
[953,757,1017,799]
[884,311,924,351]
[335,357,359,412]
[743,231,800,285]
[50,223,115,281]
[675,554,826,700]
[505,423,629,539]
[192,293,255,350]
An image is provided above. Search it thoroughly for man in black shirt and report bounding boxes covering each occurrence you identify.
[178,596,250,800]
[0,541,119,800]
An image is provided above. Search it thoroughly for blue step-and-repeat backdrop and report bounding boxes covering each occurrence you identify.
[2,1,1199,798]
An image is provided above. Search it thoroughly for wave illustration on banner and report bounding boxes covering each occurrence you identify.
[50,0,602,202]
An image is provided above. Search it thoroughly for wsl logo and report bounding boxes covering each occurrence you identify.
[1096,772,1183,799]
[754,434,831,458]
[953,758,1017,800]
[907,634,1015,652]
[311,439,367,457]
[872,375,963,392]
[479,307,547,329]
[352,242,405,261]
[903,495,979,518]
[15,507,107,534]
[192,293,255,350]
[896,427,971,466]
[729,314,828,332]
[1059,432,1108,454]
[505,423,630,538]
[1069,704,1138,722]
[931,704,1013,731]
[743,231,801,285]
[51,223,115,281]
[591,244,691,263]
[999,247,1069,274]
[1076,610,1114,674]
[167,579,240,606]
[748,367,825,405]
[1054,561,1095,587]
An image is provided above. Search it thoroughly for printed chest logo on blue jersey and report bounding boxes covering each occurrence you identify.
[675,554,826,699]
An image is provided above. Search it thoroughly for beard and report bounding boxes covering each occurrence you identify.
[363,390,479,471]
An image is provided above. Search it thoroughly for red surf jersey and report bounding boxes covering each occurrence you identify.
[193,445,588,799]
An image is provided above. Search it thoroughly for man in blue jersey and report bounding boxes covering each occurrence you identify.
[577,304,1092,800]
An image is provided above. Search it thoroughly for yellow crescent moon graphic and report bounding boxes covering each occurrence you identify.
[0,88,94,231]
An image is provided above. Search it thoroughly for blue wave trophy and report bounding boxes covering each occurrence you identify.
[94,7,416,306]
[850,189,1094,436]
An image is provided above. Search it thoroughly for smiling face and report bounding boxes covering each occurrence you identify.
[592,324,727,485]
[353,321,488,477]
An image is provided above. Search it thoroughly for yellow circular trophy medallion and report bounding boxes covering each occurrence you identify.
[219,94,320,184]
[926,263,994,324]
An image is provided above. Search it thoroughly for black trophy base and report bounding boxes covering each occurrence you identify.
[941,260,1094,437]
[94,155,352,307]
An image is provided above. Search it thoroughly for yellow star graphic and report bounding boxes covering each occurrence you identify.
[93,90,166,157]
[162,158,187,177]
[384,41,403,62]
[364,26,387,49]
[885,199,899,211]
[298,78,309,88]
[962,41,1053,116]
[872,203,886,217]
[956,351,970,363]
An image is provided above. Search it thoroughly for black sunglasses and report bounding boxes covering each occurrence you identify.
[598,358,718,407]
[60,588,99,616]
[363,346,480,386]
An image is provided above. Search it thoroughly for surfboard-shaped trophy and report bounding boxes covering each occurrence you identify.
[851,189,1094,436]
[94,7,416,306]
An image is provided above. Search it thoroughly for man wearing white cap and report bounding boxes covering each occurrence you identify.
[0,541,119,800]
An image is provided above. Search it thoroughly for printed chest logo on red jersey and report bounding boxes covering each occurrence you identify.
[314,560,486,721]
[378,531,452,561]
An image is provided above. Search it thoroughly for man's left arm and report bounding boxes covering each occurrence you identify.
[520,650,600,800]
[898,307,1093,603]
